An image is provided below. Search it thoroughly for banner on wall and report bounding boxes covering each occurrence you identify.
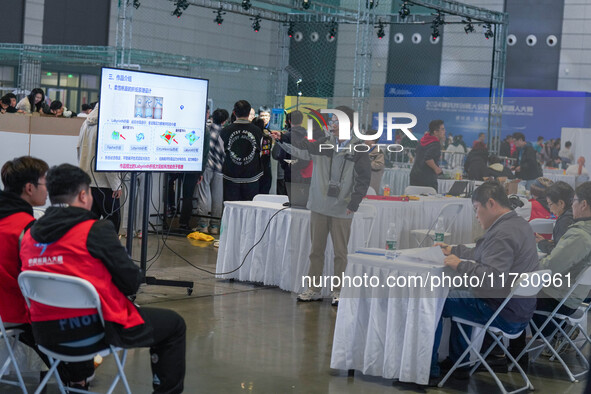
[378,84,591,146]
[284,96,328,130]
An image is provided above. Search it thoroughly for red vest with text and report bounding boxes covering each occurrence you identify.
[0,212,33,324]
[529,199,552,240]
[20,220,144,329]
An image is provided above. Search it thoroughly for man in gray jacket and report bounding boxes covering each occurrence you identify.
[430,181,539,380]
[272,106,371,306]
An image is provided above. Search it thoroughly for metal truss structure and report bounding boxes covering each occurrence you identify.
[6,0,507,146]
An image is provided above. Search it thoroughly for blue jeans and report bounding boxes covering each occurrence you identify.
[430,290,528,377]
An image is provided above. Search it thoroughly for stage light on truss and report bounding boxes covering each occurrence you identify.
[133,0,140,9]
[375,20,386,39]
[302,0,311,10]
[484,23,494,39]
[251,15,261,32]
[214,8,225,25]
[172,0,189,18]
[242,0,252,10]
[399,2,410,19]
[287,22,295,38]
[328,21,338,39]
[463,18,474,34]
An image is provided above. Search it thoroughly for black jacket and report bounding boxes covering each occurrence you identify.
[220,119,263,183]
[274,126,312,184]
[464,149,489,180]
[29,206,141,295]
[516,144,540,180]
[0,190,33,221]
[409,139,441,189]
[538,208,575,254]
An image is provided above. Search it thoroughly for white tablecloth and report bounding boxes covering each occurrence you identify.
[380,167,411,195]
[361,196,479,249]
[216,201,365,293]
[331,249,449,385]
[543,172,576,189]
[381,168,457,196]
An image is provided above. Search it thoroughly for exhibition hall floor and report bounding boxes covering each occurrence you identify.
[7,235,588,393]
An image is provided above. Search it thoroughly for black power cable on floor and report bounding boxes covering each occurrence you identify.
[161,206,291,276]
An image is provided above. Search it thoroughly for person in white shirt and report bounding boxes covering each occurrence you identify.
[558,141,575,165]
[566,156,590,187]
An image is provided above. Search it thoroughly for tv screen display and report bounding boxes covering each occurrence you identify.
[95,67,208,172]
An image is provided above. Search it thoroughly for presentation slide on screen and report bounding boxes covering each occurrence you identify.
[96,67,208,172]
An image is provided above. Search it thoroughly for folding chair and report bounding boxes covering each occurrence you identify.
[252,194,289,204]
[404,185,437,195]
[509,265,591,382]
[411,203,463,247]
[438,269,551,394]
[18,271,131,394]
[355,204,377,248]
[528,218,555,235]
[0,315,27,393]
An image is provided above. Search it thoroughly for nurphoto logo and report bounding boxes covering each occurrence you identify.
[304,108,418,152]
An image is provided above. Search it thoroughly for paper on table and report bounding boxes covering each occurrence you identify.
[398,246,445,265]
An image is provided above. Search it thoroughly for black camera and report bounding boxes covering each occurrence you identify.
[327,182,341,198]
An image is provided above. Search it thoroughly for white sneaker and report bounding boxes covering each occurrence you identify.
[331,291,340,306]
[297,288,322,302]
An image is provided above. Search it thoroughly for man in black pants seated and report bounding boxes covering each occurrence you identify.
[19,164,186,393]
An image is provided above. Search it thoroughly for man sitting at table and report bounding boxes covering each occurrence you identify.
[430,181,539,381]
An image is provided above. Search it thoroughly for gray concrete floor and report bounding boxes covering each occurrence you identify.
[5,233,590,393]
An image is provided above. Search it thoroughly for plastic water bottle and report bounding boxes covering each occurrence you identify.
[385,223,399,259]
[434,217,445,243]
[383,184,391,197]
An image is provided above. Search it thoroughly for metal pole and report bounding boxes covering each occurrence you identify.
[125,172,137,255]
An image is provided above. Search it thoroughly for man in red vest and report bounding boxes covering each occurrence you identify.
[20,163,186,393]
[1,156,94,387]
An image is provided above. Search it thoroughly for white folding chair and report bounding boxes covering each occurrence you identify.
[252,194,289,204]
[355,204,377,248]
[18,271,131,394]
[0,315,27,393]
[528,218,555,235]
[510,265,591,382]
[438,269,551,394]
[404,185,437,195]
[411,203,464,247]
[365,187,376,196]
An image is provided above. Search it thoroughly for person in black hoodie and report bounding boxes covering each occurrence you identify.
[464,141,489,180]
[221,100,263,201]
[536,181,575,253]
[19,164,186,393]
[0,157,95,388]
[513,132,541,189]
[409,120,446,190]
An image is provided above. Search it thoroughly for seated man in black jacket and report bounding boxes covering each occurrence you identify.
[19,164,186,393]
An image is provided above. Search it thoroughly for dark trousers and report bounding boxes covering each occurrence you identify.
[119,307,186,394]
[223,180,259,201]
[276,178,287,195]
[179,172,201,226]
[91,187,121,233]
[14,323,94,382]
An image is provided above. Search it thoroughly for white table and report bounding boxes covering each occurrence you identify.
[331,248,449,385]
[543,172,576,189]
[216,201,365,294]
[381,168,457,196]
[380,167,411,195]
[361,196,479,250]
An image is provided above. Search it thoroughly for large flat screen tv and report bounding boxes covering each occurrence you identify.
[95,67,209,172]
